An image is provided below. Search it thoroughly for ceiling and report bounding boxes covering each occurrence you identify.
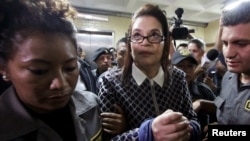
[69,0,235,27]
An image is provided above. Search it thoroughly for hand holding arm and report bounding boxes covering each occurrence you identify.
[101,104,127,135]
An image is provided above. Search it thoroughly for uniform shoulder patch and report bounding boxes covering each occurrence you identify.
[244,100,250,111]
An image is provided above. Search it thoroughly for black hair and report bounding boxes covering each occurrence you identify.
[116,37,127,48]
[0,0,77,65]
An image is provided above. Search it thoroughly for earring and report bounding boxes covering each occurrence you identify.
[2,75,8,81]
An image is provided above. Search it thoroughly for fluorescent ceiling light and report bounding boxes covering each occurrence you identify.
[77,13,109,22]
[84,27,99,31]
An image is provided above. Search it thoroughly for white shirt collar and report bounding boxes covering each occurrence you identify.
[132,63,164,87]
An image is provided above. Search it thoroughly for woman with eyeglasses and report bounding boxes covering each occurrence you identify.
[98,4,201,141]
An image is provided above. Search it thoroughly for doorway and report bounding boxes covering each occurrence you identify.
[76,30,114,69]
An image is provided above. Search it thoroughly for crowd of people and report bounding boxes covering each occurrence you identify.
[1,0,250,141]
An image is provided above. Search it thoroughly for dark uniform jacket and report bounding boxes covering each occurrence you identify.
[78,58,97,94]
[0,86,102,141]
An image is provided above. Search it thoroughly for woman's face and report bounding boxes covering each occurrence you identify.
[188,43,204,63]
[130,16,164,68]
[4,32,79,114]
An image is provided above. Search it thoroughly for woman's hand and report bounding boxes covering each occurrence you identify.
[100,104,126,135]
[152,109,192,141]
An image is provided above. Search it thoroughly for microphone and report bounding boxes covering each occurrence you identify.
[201,49,219,69]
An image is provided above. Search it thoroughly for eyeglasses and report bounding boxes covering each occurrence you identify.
[128,34,165,43]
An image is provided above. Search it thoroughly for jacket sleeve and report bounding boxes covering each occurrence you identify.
[138,119,154,141]
[189,119,201,141]
[109,118,154,141]
[137,118,200,141]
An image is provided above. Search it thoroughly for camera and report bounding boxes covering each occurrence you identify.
[173,8,184,28]
[171,8,192,40]
[208,70,216,78]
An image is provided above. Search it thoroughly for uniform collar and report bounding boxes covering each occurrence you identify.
[0,87,40,140]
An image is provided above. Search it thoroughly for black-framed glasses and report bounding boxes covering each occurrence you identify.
[128,34,165,43]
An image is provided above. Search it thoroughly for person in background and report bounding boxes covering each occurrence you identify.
[176,43,188,51]
[188,39,219,94]
[0,0,102,140]
[188,38,206,65]
[195,2,250,140]
[96,36,128,89]
[77,46,87,60]
[203,20,227,96]
[109,47,117,67]
[92,47,112,78]
[98,3,200,141]
[96,37,128,139]
[76,46,97,94]
[115,37,128,69]
[203,58,226,96]
[171,49,216,139]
